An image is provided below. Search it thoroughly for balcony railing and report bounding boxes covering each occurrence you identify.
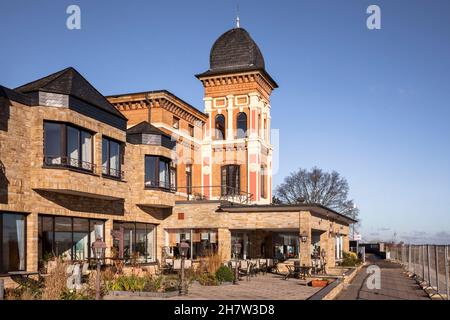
[44,155,95,172]
[144,179,176,192]
[102,166,125,180]
[176,185,253,205]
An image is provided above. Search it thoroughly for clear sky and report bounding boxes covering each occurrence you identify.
[1,0,450,244]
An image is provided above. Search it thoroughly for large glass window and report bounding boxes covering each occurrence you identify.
[236,112,247,139]
[145,156,173,190]
[221,165,240,195]
[112,222,156,264]
[215,114,225,140]
[102,137,122,178]
[0,213,26,273]
[44,122,62,165]
[38,215,105,262]
[44,121,93,171]
[55,217,74,260]
[166,229,217,260]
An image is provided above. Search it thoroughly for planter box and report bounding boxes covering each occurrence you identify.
[310,280,329,288]
[109,290,179,298]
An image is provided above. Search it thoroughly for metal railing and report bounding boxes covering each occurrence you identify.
[144,179,176,192]
[386,244,450,300]
[44,155,95,172]
[102,166,125,180]
[176,185,253,204]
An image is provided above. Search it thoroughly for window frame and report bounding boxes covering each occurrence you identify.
[144,155,174,191]
[102,136,124,179]
[43,121,95,173]
[186,164,192,195]
[112,221,157,264]
[221,165,240,196]
[188,124,194,137]
[172,116,180,129]
[236,112,248,139]
[215,114,226,140]
[38,214,105,263]
[0,212,27,275]
[260,165,266,199]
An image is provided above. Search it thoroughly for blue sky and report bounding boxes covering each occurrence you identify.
[1,0,450,243]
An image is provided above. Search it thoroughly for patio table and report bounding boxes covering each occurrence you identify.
[8,271,41,290]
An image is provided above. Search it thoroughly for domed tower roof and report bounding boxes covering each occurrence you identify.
[209,27,265,72]
[196,27,278,88]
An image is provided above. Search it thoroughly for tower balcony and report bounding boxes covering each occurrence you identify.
[175,185,252,205]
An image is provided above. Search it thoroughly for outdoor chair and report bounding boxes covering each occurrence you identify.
[239,260,251,281]
[259,259,267,275]
[184,259,192,269]
[81,262,90,276]
[173,259,182,270]
[249,259,259,276]
[230,260,240,269]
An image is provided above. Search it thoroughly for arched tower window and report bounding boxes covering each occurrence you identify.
[215,114,225,140]
[236,112,247,139]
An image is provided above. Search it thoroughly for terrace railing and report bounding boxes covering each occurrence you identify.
[44,155,96,172]
[386,244,450,300]
[176,185,253,205]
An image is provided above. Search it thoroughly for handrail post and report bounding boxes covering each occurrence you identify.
[445,245,449,300]
[435,245,440,294]
[408,244,412,272]
[427,245,432,288]
[422,245,426,282]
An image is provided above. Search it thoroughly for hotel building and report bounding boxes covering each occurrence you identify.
[0,26,355,278]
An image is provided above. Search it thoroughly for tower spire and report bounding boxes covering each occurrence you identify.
[236,4,240,28]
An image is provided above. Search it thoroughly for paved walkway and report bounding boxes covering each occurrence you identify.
[336,255,429,300]
[105,274,320,300]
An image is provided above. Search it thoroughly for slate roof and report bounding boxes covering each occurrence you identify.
[126,121,168,137]
[209,27,265,72]
[14,67,127,119]
[196,27,278,88]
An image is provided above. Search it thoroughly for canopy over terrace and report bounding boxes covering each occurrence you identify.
[217,203,357,268]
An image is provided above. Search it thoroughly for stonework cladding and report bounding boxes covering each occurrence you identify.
[0,99,174,272]
[1,96,352,277]
[164,202,350,270]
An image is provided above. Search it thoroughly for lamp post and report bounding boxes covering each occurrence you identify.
[91,237,106,300]
[178,241,189,295]
[233,241,242,285]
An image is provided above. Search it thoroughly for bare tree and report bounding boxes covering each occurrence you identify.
[274,167,359,220]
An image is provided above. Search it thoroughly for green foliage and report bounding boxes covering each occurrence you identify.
[107,275,146,292]
[106,274,179,293]
[341,251,361,267]
[215,265,234,283]
[60,289,93,300]
[197,273,219,286]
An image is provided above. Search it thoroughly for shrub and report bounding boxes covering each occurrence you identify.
[60,289,92,300]
[201,250,223,275]
[41,258,69,300]
[143,275,164,292]
[215,265,234,283]
[197,273,218,286]
[107,274,146,292]
[341,251,360,267]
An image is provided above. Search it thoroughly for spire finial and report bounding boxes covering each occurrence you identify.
[236,4,240,28]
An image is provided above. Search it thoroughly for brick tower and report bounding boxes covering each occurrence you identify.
[196,26,278,204]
